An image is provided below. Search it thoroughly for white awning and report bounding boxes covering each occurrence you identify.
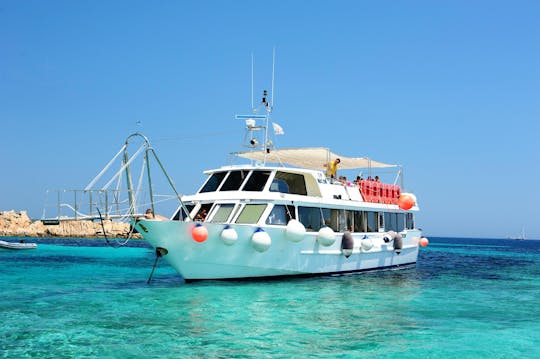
[235,147,397,170]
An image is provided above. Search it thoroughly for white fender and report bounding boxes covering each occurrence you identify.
[220,225,238,246]
[285,219,306,243]
[361,238,374,251]
[317,226,336,246]
[251,228,271,252]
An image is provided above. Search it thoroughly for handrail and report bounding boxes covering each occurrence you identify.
[43,132,190,222]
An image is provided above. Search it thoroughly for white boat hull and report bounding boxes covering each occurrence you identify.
[137,220,421,281]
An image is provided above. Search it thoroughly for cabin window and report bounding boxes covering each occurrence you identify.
[353,211,366,232]
[298,207,359,232]
[199,172,227,193]
[346,210,354,232]
[269,179,289,193]
[329,209,340,231]
[243,171,271,191]
[366,211,378,232]
[221,170,249,191]
[397,213,405,231]
[173,204,194,221]
[384,213,393,232]
[378,212,384,230]
[209,204,235,223]
[235,204,267,224]
[298,206,325,231]
[194,203,213,222]
[324,208,333,231]
[326,209,350,232]
[270,172,307,195]
[265,205,295,225]
[384,212,405,232]
[406,213,415,229]
[328,209,350,232]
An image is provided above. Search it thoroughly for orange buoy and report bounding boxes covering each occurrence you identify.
[398,193,414,210]
[192,224,208,243]
[419,237,429,247]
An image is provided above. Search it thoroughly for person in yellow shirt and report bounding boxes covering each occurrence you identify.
[324,158,341,179]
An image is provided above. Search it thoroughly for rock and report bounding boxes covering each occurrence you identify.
[0,210,141,238]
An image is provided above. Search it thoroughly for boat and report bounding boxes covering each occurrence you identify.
[46,69,427,281]
[0,239,37,250]
[509,227,526,240]
[129,90,428,282]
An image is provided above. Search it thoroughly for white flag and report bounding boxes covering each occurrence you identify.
[272,122,284,135]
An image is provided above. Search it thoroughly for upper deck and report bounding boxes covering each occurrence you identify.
[184,165,406,208]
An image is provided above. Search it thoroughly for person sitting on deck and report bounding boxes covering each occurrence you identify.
[144,208,168,220]
[324,158,341,179]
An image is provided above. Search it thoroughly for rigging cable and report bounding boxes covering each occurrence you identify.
[96,207,133,248]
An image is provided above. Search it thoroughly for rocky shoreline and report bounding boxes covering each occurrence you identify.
[0,210,142,239]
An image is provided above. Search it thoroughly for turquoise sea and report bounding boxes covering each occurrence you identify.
[1,236,539,358]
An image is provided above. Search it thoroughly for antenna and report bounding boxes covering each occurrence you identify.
[271,47,275,108]
[251,52,254,112]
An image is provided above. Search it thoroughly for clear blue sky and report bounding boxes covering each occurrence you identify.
[1,1,539,239]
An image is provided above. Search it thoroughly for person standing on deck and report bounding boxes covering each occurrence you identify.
[324,158,341,179]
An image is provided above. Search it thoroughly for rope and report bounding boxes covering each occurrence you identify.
[285,203,294,221]
[320,207,325,226]
[96,207,132,248]
[147,247,168,284]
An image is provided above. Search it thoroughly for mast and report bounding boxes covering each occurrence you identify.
[236,50,276,166]
[263,90,271,162]
[264,48,276,162]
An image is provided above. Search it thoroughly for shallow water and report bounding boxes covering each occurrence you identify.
[1,236,539,358]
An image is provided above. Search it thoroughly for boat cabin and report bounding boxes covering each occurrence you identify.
[172,166,414,235]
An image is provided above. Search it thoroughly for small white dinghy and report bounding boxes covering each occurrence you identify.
[0,240,37,250]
